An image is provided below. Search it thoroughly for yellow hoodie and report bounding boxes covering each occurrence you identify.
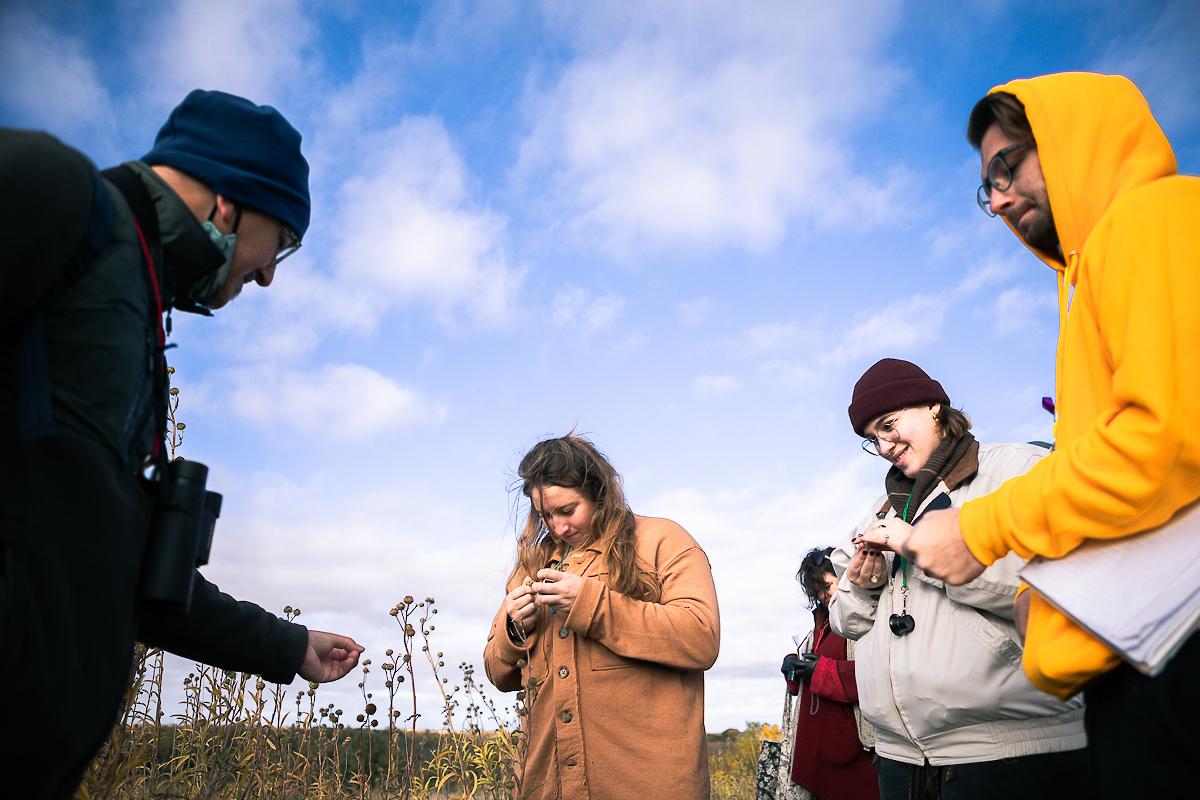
[958,72,1200,699]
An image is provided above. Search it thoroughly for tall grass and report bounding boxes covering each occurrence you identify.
[78,598,523,799]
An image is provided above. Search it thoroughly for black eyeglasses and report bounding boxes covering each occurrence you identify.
[273,227,301,266]
[977,142,1030,217]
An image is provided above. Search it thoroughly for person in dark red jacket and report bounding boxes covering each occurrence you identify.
[781,547,879,800]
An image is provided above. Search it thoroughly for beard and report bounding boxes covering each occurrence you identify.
[1016,203,1060,256]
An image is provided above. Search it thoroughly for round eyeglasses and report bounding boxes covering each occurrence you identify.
[861,422,902,457]
[864,412,907,455]
[977,142,1030,217]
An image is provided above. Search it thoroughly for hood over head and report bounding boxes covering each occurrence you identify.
[986,72,1176,271]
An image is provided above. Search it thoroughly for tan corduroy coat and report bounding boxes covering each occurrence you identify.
[483,516,720,800]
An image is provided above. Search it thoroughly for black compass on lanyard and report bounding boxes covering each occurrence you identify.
[888,492,953,637]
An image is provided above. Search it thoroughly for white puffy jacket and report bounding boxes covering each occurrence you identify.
[829,442,1087,766]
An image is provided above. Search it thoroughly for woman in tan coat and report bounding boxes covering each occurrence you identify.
[483,434,720,800]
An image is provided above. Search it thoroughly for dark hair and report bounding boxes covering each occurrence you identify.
[937,405,972,440]
[796,547,836,610]
[967,91,1034,150]
[513,434,659,600]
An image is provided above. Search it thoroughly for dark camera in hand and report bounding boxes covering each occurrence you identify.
[781,652,819,682]
[889,613,915,637]
[139,459,222,614]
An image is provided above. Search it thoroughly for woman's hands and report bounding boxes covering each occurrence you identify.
[505,569,586,639]
[532,569,582,615]
[857,518,914,555]
[846,542,889,590]
[505,578,538,637]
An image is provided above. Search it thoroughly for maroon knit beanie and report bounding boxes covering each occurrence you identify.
[848,358,950,435]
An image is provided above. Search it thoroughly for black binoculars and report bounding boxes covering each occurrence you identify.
[139,459,222,614]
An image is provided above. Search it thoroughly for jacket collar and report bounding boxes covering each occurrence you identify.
[126,161,225,308]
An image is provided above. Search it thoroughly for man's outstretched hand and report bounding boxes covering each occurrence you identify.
[299,630,365,682]
[907,508,987,585]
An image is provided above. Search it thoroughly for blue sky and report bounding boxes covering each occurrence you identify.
[3,0,1198,731]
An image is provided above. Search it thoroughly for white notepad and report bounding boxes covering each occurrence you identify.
[1019,499,1200,676]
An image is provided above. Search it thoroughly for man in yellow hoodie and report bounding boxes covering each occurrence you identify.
[883,72,1200,796]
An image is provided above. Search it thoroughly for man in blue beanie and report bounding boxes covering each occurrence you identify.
[0,91,362,799]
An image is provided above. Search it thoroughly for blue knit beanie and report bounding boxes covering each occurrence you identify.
[143,89,310,238]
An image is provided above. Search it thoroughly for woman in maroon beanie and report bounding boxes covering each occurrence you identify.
[780,546,879,800]
[829,358,1090,800]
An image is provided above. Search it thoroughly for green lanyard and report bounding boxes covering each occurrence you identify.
[549,544,573,614]
[898,493,912,589]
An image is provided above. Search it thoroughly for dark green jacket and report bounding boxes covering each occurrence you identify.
[0,129,308,683]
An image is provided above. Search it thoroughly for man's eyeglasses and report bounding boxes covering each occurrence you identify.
[273,227,301,267]
[977,142,1030,217]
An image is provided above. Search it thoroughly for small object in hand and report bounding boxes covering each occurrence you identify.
[889,613,916,637]
[780,653,802,681]
[781,652,819,682]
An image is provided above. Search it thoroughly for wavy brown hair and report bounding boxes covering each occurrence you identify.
[512,434,660,601]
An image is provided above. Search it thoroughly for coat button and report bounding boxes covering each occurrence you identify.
[558,666,570,678]
[560,710,573,723]
[558,627,569,639]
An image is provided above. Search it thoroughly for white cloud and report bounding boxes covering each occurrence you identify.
[677,297,714,326]
[742,254,1019,386]
[642,454,882,728]
[222,362,446,441]
[693,373,740,395]
[140,0,317,107]
[0,5,115,141]
[551,286,625,332]
[331,118,525,325]
[516,0,905,252]
[738,321,810,356]
[991,284,1057,337]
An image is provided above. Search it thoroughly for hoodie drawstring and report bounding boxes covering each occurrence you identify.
[1053,250,1081,441]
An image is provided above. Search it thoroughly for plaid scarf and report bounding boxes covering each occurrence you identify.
[883,432,979,521]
